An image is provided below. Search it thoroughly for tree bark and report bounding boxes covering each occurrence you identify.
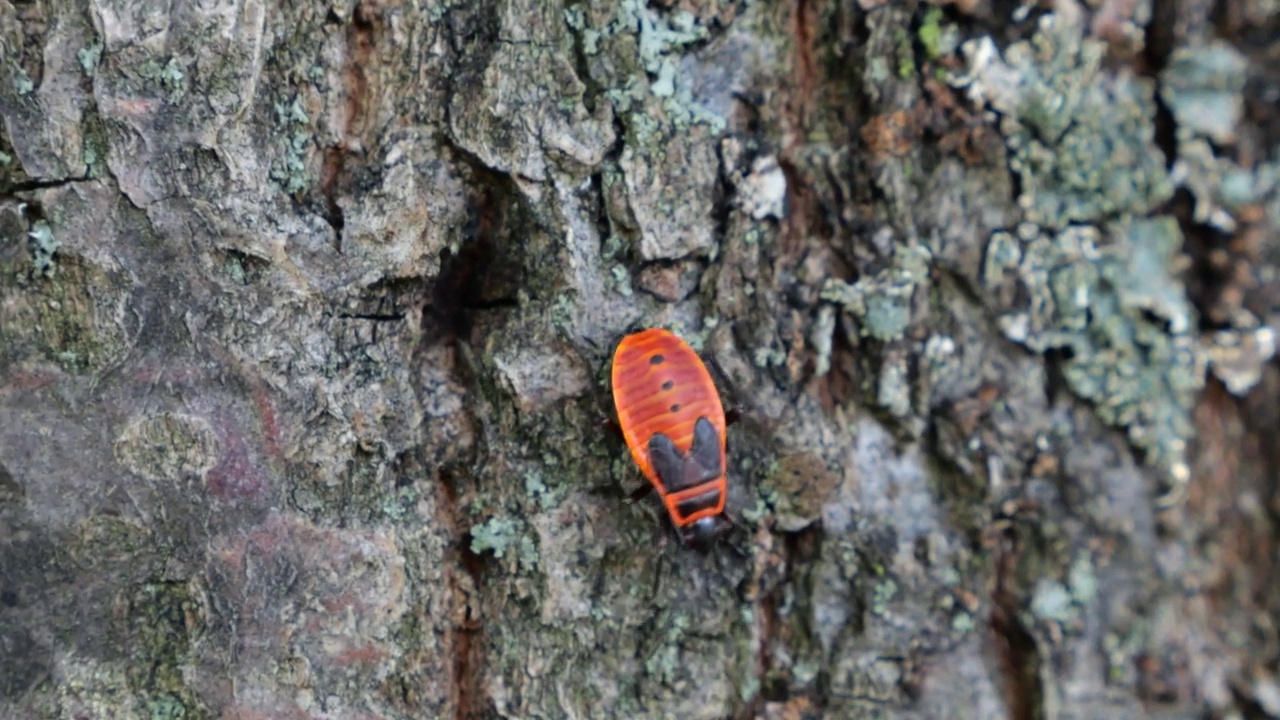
[2,0,1279,718]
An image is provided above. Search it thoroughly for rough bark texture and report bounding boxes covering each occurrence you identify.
[2,0,1279,718]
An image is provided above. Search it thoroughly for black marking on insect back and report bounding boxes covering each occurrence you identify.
[689,417,722,478]
[648,433,684,493]
[669,404,681,413]
[662,380,674,390]
[675,488,722,520]
[649,429,721,493]
[650,354,665,365]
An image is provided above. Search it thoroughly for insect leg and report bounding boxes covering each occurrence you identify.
[719,514,750,558]
[601,415,624,440]
[703,351,747,416]
[723,407,742,456]
[652,525,676,600]
[724,537,750,559]
[627,482,654,503]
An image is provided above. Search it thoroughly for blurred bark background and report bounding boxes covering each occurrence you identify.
[2,0,1279,718]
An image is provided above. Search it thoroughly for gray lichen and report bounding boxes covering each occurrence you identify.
[820,241,931,342]
[1161,39,1255,234]
[1203,326,1277,397]
[983,218,1201,485]
[27,219,59,278]
[470,515,522,559]
[955,14,1200,485]
[269,96,312,194]
[1170,138,1245,232]
[951,14,1174,229]
[77,43,101,75]
[569,0,758,263]
[114,412,221,483]
[1154,37,1277,397]
[1160,41,1249,147]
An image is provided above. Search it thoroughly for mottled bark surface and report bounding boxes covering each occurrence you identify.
[2,0,1279,718]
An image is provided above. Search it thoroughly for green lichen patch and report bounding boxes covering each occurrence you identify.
[917,6,958,62]
[1188,139,1280,391]
[114,412,221,484]
[79,109,110,181]
[1172,119,1269,233]
[566,0,752,260]
[820,242,931,341]
[749,452,841,532]
[10,66,34,95]
[569,0,717,112]
[1159,41,1249,146]
[269,96,312,194]
[122,580,209,720]
[1030,578,1076,624]
[951,14,1174,230]
[1202,324,1277,397]
[130,55,191,105]
[1028,553,1099,635]
[77,43,101,75]
[27,219,59,278]
[159,58,188,102]
[982,219,1201,481]
[953,13,1198,483]
[1171,139,1271,234]
[65,512,156,573]
[523,466,568,512]
[0,249,135,376]
[51,659,145,719]
[470,515,524,560]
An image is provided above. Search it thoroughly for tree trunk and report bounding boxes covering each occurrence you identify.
[2,0,1278,718]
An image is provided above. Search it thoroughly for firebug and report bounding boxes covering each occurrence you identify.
[610,328,734,551]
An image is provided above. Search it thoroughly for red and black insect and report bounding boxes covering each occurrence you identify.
[610,328,734,551]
